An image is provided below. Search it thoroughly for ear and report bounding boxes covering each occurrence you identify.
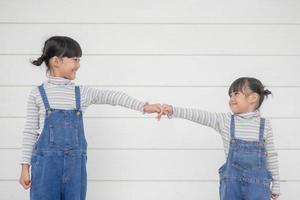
[51,56,63,68]
[248,93,259,104]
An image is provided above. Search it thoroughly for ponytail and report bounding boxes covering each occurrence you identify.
[263,89,272,98]
[31,54,46,66]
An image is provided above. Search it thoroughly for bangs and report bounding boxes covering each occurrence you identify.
[61,37,82,58]
[228,78,248,96]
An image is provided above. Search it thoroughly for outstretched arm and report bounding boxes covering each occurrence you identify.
[158,104,228,132]
[81,86,162,115]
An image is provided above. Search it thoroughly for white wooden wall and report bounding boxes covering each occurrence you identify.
[1,0,300,199]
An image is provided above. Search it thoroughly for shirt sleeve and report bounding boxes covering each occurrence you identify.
[172,106,229,133]
[265,119,281,195]
[21,87,39,165]
[80,86,145,112]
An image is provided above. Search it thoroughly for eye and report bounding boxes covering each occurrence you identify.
[72,57,80,62]
[229,92,240,97]
[233,91,240,96]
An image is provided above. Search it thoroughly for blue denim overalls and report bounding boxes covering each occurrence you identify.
[218,115,272,200]
[30,84,87,200]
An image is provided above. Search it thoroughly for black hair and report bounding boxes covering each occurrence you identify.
[228,77,272,109]
[31,36,82,70]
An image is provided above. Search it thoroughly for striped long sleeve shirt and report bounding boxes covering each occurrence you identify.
[21,76,145,165]
[172,107,280,195]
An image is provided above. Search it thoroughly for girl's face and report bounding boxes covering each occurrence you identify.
[50,56,81,80]
[228,88,259,114]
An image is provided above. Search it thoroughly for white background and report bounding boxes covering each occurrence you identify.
[0,0,300,199]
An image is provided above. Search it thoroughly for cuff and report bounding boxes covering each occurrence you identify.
[142,102,149,114]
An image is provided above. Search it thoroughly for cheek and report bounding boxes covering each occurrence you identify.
[66,66,76,72]
[71,65,79,71]
[70,67,76,72]
[240,100,249,107]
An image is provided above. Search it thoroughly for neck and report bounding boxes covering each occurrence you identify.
[50,70,64,78]
[46,75,73,85]
[234,110,260,118]
[49,72,71,80]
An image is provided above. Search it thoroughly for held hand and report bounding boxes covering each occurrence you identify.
[143,103,162,114]
[19,164,31,190]
[157,104,173,121]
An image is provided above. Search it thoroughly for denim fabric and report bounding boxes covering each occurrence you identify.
[219,115,272,200]
[30,85,87,200]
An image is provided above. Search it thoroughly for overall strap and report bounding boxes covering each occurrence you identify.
[75,86,81,110]
[230,115,236,139]
[259,118,266,143]
[38,84,51,110]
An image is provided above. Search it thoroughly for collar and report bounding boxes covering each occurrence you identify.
[46,75,74,85]
[235,111,260,119]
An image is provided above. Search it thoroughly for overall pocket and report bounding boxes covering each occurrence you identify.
[49,125,79,147]
[232,148,261,171]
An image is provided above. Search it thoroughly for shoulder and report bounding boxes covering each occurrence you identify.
[26,86,42,106]
[222,112,232,122]
[77,85,117,94]
[29,86,40,97]
[264,117,272,127]
[77,85,96,94]
[260,117,273,134]
[31,82,50,95]
[77,85,89,90]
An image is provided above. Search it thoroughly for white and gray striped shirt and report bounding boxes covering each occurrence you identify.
[21,76,145,165]
[173,107,280,195]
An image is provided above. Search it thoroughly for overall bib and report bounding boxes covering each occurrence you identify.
[30,84,87,200]
[219,115,272,200]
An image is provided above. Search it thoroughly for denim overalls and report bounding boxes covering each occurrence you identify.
[218,115,272,200]
[30,84,87,200]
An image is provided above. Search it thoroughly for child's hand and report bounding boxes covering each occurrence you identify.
[19,164,31,189]
[271,194,279,200]
[157,104,173,120]
[143,103,162,114]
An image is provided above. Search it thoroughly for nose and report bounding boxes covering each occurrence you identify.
[229,96,236,104]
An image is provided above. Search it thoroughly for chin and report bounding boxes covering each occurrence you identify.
[69,75,76,80]
[230,108,241,114]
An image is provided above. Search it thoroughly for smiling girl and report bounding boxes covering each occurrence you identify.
[19,36,161,200]
[159,77,280,200]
